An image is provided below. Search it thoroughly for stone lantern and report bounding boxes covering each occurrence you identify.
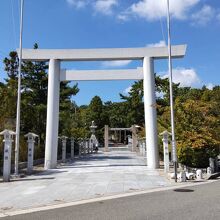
[0,129,16,182]
[160,130,171,173]
[89,121,98,153]
[24,132,38,174]
[90,121,97,135]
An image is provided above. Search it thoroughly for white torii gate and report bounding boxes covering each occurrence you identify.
[21,45,186,170]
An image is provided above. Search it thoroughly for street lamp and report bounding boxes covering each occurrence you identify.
[166,0,178,182]
[14,0,24,176]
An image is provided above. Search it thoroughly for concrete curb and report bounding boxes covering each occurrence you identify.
[0,179,217,218]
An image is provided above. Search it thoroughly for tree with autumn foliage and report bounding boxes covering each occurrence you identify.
[175,98,220,167]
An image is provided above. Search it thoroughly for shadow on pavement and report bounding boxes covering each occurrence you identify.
[34,170,68,176]
[60,164,147,169]
[72,155,134,161]
[173,189,194,192]
[10,177,55,182]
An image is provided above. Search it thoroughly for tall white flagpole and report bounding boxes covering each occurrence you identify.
[14,0,24,176]
[166,0,178,182]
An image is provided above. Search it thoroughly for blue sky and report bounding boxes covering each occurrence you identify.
[0,0,220,105]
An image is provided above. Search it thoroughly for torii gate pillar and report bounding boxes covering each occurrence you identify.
[143,57,159,169]
[44,59,60,169]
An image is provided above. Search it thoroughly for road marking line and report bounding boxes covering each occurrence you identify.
[0,180,217,218]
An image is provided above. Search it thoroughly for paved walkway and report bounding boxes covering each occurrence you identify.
[0,151,170,213]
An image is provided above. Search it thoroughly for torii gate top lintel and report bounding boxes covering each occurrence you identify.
[19,45,186,61]
[110,128,132,131]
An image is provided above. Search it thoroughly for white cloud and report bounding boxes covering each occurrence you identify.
[66,0,88,9]
[206,83,214,90]
[191,5,215,26]
[94,0,118,15]
[117,14,129,21]
[66,0,220,26]
[147,40,166,47]
[102,60,132,67]
[123,86,132,94]
[127,0,200,21]
[161,68,201,87]
[66,0,119,15]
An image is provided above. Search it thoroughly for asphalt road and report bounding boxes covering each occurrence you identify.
[3,180,220,220]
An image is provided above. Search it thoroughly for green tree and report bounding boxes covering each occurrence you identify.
[59,80,79,137]
[120,80,144,126]
[1,44,79,160]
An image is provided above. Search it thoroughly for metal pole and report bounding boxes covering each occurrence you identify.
[166,0,177,182]
[14,0,24,176]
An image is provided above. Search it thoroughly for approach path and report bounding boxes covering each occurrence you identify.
[0,150,170,213]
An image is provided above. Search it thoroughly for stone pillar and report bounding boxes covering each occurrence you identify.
[209,158,215,173]
[196,169,203,180]
[132,125,138,152]
[143,57,159,169]
[215,158,219,172]
[79,141,82,157]
[85,140,88,154]
[71,138,74,160]
[207,167,212,176]
[160,131,171,173]
[61,136,68,163]
[127,135,132,151]
[89,139,92,153]
[142,142,145,156]
[90,139,93,153]
[104,125,109,152]
[25,133,38,174]
[45,59,60,169]
[0,130,16,182]
[139,141,143,155]
[143,141,147,158]
[82,140,85,155]
[179,171,186,182]
[124,130,126,144]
